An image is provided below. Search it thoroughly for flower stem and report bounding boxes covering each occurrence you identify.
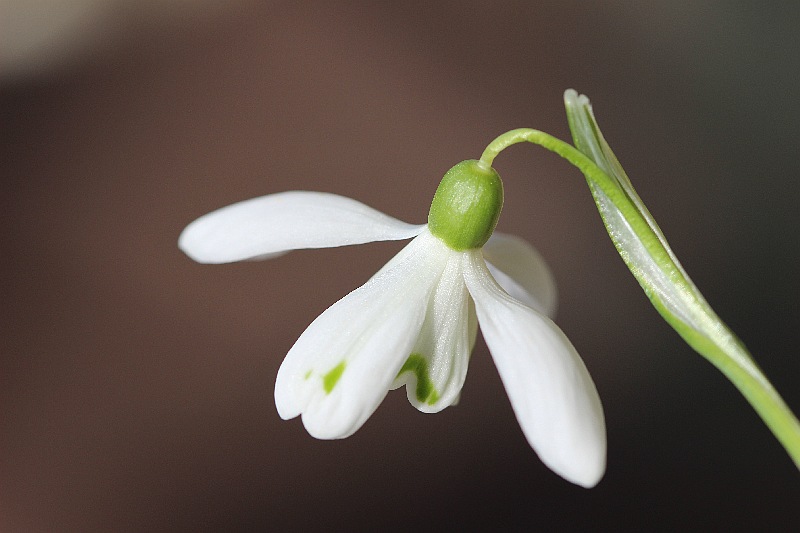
[481,128,800,469]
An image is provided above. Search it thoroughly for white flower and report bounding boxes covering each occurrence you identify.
[179,160,606,487]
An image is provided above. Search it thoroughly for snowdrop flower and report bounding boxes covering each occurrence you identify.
[179,159,606,487]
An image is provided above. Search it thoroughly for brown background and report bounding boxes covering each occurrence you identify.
[2,1,799,531]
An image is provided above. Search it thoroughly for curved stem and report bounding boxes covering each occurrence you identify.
[482,130,679,284]
[482,128,800,469]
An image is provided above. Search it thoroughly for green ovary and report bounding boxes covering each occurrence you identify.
[428,159,504,250]
[398,354,440,405]
[323,361,346,394]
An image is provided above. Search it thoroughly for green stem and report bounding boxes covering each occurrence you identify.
[481,128,800,469]
[481,130,677,282]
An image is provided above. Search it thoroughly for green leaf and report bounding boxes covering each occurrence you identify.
[562,90,800,468]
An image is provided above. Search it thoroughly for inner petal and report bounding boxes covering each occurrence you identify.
[393,251,472,413]
[274,230,449,439]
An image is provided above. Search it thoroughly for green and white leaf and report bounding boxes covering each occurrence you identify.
[562,90,800,468]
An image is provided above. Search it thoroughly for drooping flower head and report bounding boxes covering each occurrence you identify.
[180,157,606,487]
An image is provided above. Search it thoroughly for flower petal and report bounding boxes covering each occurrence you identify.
[463,251,606,488]
[179,191,424,264]
[393,250,470,413]
[274,230,448,439]
[482,232,558,317]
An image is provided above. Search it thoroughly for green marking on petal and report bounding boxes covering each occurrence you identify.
[303,370,312,380]
[397,354,440,405]
[323,361,346,394]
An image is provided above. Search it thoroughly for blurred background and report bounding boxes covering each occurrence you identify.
[2,1,799,531]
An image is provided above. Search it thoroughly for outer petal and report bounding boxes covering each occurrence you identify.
[393,250,470,413]
[274,230,448,439]
[482,232,557,317]
[463,251,606,488]
[179,191,424,264]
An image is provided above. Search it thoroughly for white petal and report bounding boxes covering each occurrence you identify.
[443,296,477,408]
[463,252,606,488]
[467,296,478,354]
[393,250,471,413]
[482,232,557,317]
[179,191,424,264]
[274,230,448,439]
